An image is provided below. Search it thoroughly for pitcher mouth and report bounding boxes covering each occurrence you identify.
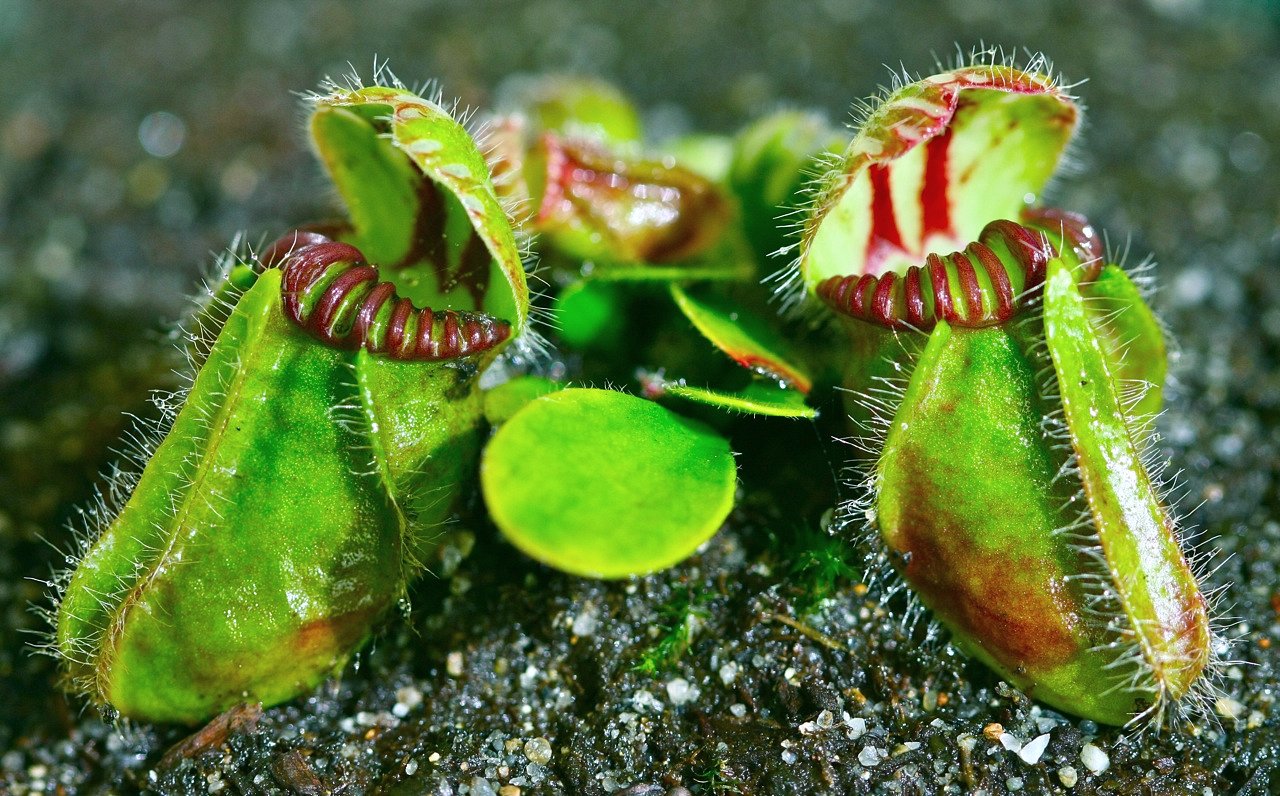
[815,206,1101,331]
[261,230,512,361]
[797,63,1080,305]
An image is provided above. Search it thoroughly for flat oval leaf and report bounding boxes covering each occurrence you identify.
[670,283,813,392]
[481,388,736,578]
[661,381,817,419]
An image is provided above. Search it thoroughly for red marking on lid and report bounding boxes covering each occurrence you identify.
[867,163,904,268]
[920,126,954,241]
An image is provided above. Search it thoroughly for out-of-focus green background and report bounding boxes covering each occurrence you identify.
[2,1,1280,794]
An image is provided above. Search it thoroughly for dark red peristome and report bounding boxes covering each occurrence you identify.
[816,209,1103,332]
[1021,206,1103,271]
[260,231,511,361]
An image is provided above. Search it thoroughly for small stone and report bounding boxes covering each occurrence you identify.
[998,732,1022,753]
[470,777,497,796]
[405,759,419,776]
[858,746,885,767]
[519,665,539,690]
[922,689,938,711]
[1019,733,1050,765]
[719,662,738,685]
[499,787,521,796]
[1080,743,1109,774]
[1216,696,1245,720]
[729,703,747,718]
[666,678,696,705]
[1006,776,1024,791]
[846,716,867,740]
[1248,710,1266,729]
[983,722,1004,742]
[523,738,553,766]
[1058,766,1078,787]
[395,685,423,712]
[815,709,834,730]
[446,651,465,677]
[571,605,598,637]
[957,733,977,753]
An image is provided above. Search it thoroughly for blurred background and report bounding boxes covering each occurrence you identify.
[2,0,1279,792]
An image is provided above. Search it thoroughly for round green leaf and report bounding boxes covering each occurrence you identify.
[481,388,736,578]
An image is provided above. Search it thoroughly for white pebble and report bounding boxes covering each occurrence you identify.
[858,746,886,767]
[846,716,867,740]
[395,685,423,711]
[666,677,697,705]
[1216,696,1245,720]
[571,605,598,637]
[1018,733,1051,765]
[999,733,1022,753]
[1080,743,1109,774]
[446,651,464,677]
[1058,765,1078,787]
[719,662,738,685]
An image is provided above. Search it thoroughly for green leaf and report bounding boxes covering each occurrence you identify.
[483,376,566,426]
[517,75,643,145]
[666,133,735,182]
[1044,257,1208,709]
[553,279,628,350]
[728,110,845,262]
[57,272,430,722]
[661,381,816,419]
[1080,264,1166,421]
[670,283,813,392]
[481,388,736,578]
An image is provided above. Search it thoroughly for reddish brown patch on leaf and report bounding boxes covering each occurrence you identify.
[887,495,1082,671]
